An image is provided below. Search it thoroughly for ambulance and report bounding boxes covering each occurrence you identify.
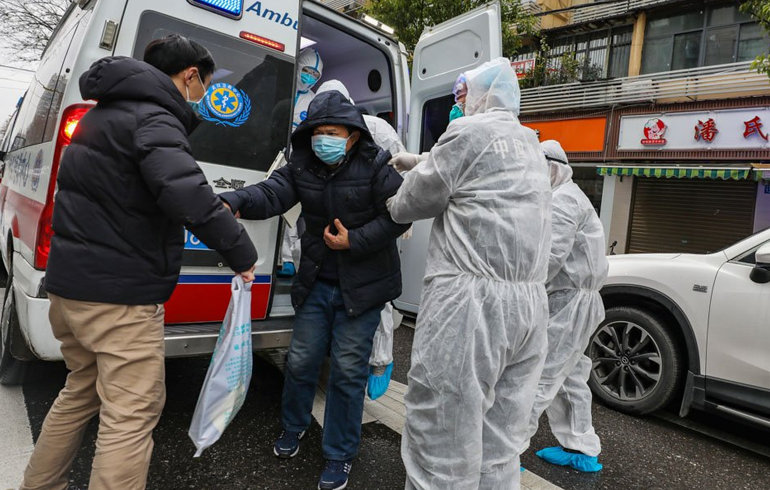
[0,0,502,384]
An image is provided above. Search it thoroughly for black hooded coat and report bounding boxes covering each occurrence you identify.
[220,91,410,316]
[46,57,258,305]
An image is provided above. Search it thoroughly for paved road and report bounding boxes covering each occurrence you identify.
[1,323,768,490]
[392,325,770,490]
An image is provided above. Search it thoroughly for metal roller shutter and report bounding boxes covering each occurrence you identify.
[628,178,757,254]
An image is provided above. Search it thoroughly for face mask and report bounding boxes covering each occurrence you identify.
[300,72,318,91]
[186,72,206,115]
[449,103,464,123]
[312,135,350,166]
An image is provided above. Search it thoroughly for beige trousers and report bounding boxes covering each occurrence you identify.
[20,294,166,490]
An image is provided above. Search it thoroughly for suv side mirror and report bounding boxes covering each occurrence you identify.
[750,243,770,284]
[0,151,6,162]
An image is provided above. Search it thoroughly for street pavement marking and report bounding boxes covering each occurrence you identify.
[312,379,564,490]
[0,385,34,489]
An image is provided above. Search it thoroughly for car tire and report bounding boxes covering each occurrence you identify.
[0,277,29,386]
[587,306,684,416]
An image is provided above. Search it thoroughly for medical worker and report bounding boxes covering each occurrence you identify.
[278,47,325,278]
[449,73,467,123]
[524,140,608,472]
[387,58,552,490]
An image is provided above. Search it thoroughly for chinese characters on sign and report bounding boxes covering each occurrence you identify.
[618,109,770,151]
[694,118,718,142]
[743,116,769,141]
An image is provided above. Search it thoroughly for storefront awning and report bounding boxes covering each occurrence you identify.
[597,167,756,180]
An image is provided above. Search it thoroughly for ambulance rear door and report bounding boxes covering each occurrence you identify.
[113,0,302,323]
[396,2,502,314]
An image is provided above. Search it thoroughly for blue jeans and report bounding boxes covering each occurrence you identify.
[282,280,382,460]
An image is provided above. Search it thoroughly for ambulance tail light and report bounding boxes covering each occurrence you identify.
[239,31,285,53]
[35,104,93,270]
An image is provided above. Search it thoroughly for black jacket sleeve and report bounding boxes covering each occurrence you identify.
[348,159,411,259]
[219,164,300,220]
[135,111,258,273]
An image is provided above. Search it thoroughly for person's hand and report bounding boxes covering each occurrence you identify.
[223,201,241,219]
[389,152,421,172]
[239,265,256,283]
[324,219,351,250]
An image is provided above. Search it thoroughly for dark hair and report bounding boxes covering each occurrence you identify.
[143,34,215,80]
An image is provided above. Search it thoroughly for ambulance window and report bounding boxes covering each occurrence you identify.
[11,6,79,150]
[133,12,294,172]
[419,94,455,153]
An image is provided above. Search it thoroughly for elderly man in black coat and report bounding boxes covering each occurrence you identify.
[221,90,409,490]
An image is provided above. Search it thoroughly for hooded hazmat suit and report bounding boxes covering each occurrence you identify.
[387,58,552,490]
[293,47,324,130]
[525,140,608,458]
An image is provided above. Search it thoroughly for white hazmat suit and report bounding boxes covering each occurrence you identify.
[316,80,406,373]
[292,48,323,130]
[387,58,552,490]
[525,140,608,458]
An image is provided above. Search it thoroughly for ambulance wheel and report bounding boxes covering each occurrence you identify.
[0,280,29,386]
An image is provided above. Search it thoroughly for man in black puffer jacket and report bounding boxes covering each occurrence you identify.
[22,36,257,490]
[221,90,409,490]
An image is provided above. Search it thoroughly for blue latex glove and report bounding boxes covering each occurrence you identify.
[536,446,603,473]
[367,363,393,401]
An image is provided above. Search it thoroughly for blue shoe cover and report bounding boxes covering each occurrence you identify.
[277,262,296,277]
[367,363,393,400]
[535,446,603,473]
[520,466,525,472]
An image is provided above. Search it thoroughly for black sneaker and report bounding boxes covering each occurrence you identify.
[318,459,353,490]
[273,430,306,459]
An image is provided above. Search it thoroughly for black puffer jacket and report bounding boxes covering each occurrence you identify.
[221,91,410,316]
[46,57,258,305]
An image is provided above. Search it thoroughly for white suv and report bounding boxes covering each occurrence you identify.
[590,228,770,429]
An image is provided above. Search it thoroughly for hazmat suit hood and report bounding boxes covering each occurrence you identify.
[297,48,323,93]
[316,79,354,104]
[542,140,573,189]
[464,57,522,117]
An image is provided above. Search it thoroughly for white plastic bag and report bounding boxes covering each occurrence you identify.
[189,276,253,457]
[369,303,403,367]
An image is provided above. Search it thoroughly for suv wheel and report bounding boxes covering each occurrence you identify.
[587,306,684,415]
[0,279,29,385]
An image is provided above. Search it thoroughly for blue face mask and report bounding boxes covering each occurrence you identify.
[300,72,318,90]
[312,135,350,166]
[449,103,464,123]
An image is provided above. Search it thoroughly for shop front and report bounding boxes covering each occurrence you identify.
[600,99,770,254]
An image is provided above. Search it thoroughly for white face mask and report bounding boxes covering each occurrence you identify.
[185,71,206,108]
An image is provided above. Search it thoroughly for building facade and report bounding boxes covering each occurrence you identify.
[519,0,770,254]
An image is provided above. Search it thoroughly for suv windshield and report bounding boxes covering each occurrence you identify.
[133,12,294,172]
